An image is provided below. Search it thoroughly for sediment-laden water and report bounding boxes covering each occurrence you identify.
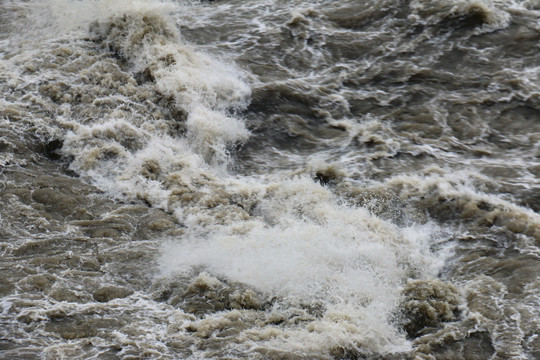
[1,0,539,359]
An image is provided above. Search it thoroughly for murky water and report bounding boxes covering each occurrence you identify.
[1,0,539,359]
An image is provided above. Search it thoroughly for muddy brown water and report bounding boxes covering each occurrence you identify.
[1,0,539,359]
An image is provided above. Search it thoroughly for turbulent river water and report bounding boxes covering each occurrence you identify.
[1,0,539,359]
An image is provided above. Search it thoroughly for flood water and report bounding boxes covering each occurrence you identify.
[1,0,539,359]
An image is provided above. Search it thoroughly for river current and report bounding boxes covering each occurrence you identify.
[0,0,539,359]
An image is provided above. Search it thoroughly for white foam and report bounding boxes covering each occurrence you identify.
[186,105,250,160]
[161,177,443,354]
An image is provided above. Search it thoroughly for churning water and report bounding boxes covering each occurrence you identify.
[1,0,539,359]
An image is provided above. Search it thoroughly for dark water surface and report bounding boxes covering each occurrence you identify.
[1,0,539,359]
